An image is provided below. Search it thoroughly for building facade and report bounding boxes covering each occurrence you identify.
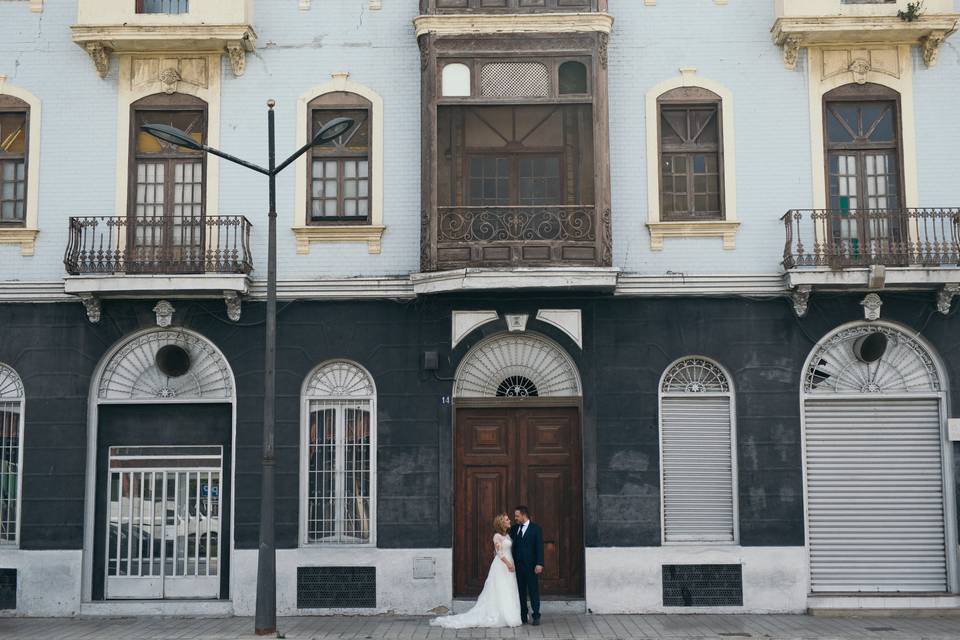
[0,0,959,617]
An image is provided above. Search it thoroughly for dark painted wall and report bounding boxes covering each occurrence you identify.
[1,291,957,553]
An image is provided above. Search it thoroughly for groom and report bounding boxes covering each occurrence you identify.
[511,505,544,626]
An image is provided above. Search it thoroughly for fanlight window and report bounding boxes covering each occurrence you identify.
[454,334,581,398]
[303,361,376,545]
[660,358,736,543]
[0,363,24,544]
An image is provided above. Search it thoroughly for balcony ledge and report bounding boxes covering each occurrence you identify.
[785,265,960,290]
[414,12,614,38]
[411,267,618,295]
[772,14,960,69]
[64,274,250,323]
[70,24,257,78]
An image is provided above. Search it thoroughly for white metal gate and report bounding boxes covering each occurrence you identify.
[804,398,948,593]
[105,445,222,599]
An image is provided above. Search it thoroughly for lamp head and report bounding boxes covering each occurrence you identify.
[311,116,354,146]
[140,123,204,151]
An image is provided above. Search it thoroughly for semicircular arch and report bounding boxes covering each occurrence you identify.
[454,332,581,398]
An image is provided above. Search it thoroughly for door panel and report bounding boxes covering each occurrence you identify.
[454,406,583,598]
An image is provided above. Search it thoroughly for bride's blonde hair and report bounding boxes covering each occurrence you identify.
[493,513,510,534]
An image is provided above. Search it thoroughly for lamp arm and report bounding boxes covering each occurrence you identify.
[272,140,314,176]
[203,145,271,176]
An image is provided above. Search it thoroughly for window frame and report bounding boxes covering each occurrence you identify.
[300,360,377,548]
[656,88,725,222]
[464,152,566,207]
[0,363,25,547]
[822,83,905,213]
[0,95,30,228]
[306,93,372,226]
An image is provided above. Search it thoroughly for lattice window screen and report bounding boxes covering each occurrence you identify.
[480,63,550,98]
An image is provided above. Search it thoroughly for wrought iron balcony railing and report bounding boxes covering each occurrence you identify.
[65,215,253,276]
[421,0,605,13]
[435,204,602,269]
[782,208,960,270]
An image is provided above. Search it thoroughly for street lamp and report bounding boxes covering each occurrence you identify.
[143,103,353,636]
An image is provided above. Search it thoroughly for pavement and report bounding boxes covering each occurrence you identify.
[1,614,959,640]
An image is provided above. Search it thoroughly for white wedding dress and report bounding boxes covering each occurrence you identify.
[430,533,522,628]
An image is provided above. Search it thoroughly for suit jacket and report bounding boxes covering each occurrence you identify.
[510,522,544,570]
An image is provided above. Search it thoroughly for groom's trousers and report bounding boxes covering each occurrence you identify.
[516,567,540,620]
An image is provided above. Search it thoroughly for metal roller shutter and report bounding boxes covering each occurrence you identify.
[661,396,735,542]
[804,398,947,593]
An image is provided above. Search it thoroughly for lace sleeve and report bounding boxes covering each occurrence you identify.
[493,533,505,558]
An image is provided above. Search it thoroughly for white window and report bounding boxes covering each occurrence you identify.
[301,361,376,545]
[659,357,738,544]
[0,363,24,545]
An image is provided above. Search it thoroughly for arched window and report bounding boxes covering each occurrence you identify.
[0,95,29,227]
[659,357,737,543]
[558,61,588,95]
[441,63,471,97]
[301,360,376,545]
[0,363,24,544]
[307,92,372,223]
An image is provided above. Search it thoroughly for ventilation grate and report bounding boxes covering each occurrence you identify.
[297,566,376,609]
[662,564,742,607]
[0,569,15,610]
[480,63,550,98]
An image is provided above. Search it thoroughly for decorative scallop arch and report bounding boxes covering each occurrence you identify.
[0,364,24,401]
[661,357,731,394]
[803,323,942,395]
[454,332,581,398]
[303,360,376,399]
[97,329,234,401]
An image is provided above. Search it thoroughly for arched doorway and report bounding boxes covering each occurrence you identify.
[801,322,958,594]
[452,332,584,598]
[83,328,236,601]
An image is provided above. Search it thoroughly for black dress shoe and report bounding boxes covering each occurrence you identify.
[531,618,541,626]
[521,619,528,625]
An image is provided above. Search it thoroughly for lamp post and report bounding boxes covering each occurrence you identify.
[143,103,353,636]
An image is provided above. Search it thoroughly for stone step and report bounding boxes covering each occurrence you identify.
[808,594,960,617]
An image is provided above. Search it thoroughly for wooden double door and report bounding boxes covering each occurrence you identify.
[454,406,583,597]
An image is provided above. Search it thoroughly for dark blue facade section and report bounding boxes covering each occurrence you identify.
[0,293,957,552]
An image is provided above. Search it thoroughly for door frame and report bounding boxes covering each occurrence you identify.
[797,320,959,595]
[452,396,586,598]
[81,328,238,603]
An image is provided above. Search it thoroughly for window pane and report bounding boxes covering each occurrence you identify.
[558,61,588,95]
[312,109,370,153]
[136,110,204,155]
[468,156,510,206]
[0,113,27,155]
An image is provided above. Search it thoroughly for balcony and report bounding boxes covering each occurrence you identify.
[421,0,606,13]
[781,208,960,297]
[772,0,960,68]
[71,0,256,77]
[64,215,253,322]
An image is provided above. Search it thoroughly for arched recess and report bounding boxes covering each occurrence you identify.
[293,73,385,254]
[0,76,41,255]
[800,321,958,594]
[82,327,237,602]
[0,363,25,545]
[658,357,738,544]
[453,332,582,398]
[299,360,377,546]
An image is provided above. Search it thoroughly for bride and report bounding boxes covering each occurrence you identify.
[430,513,522,628]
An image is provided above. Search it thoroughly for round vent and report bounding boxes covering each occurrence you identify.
[853,332,888,364]
[156,344,191,378]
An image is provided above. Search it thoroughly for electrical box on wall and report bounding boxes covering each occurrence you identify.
[949,419,960,442]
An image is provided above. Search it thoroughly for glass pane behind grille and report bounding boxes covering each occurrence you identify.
[0,406,19,544]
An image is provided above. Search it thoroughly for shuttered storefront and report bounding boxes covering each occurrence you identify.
[804,398,947,593]
[661,396,735,542]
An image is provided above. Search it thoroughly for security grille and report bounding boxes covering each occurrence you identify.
[660,359,735,543]
[480,63,550,98]
[805,398,947,592]
[662,564,742,607]
[297,566,376,608]
[0,568,15,609]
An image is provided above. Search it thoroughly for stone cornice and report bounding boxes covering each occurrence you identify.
[0,229,39,256]
[646,220,741,251]
[413,13,614,38]
[292,225,386,255]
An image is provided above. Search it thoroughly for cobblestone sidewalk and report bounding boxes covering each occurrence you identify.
[1,614,959,640]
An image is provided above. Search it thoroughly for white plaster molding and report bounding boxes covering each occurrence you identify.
[80,294,101,324]
[224,291,242,322]
[452,311,499,349]
[536,309,583,349]
[860,293,882,321]
[644,70,739,249]
[30,0,43,12]
[504,314,529,332]
[615,274,788,296]
[786,266,960,290]
[0,76,41,255]
[294,73,385,254]
[113,54,222,227]
[411,268,618,295]
[413,13,614,38]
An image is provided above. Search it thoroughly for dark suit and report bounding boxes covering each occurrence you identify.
[510,521,544,621]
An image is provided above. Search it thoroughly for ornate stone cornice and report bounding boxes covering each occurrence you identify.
[292,225,386,255]
[0,228,39,256]
[772,15,960,69]
[414,12,614,38]
[646,220,740,251]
